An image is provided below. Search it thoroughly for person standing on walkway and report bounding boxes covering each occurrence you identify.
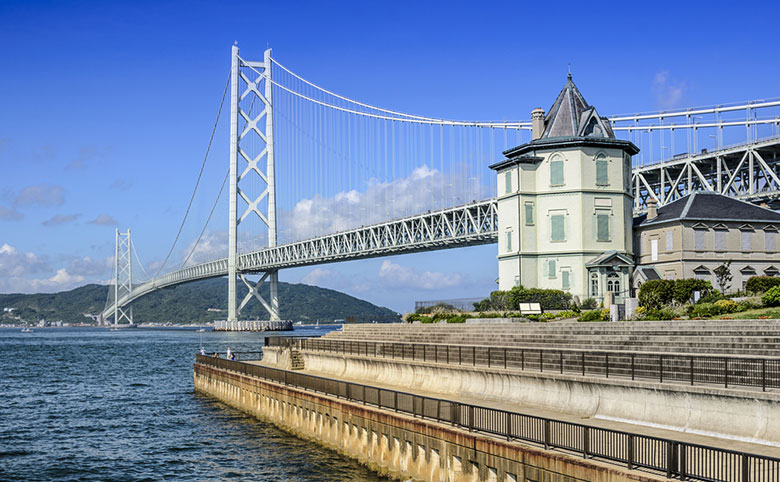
[226,346,232,360]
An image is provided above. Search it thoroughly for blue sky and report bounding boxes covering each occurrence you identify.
[1,0,779,312]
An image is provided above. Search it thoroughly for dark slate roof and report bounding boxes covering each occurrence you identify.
[488,155,543,171]
[494,76,638,164]
[641,267,661,281]
[541,74,615,140]
[638,192,780,226]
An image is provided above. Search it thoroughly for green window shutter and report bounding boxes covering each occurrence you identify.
[596,159,608,185]
[506,230,512,251]
[550,161,564,186]
[505,171,512,194]
[562,270,570,289]
[548,259,556,278]
[551,215,565,242]
[597,214,609,241]
[525,203,534,226]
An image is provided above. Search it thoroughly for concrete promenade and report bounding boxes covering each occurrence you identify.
[250,356,778,459]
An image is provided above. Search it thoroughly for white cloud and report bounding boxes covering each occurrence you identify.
[68,255,112,277]
[180,230,264,267]
[13,184,66,208]
[0,206,23,221]
[300,267,334,286]
[378,260,464,290]
[652,71,685,109]
[0,243,49,277]
[284,165,491,242]
[88,214,118,226]
[0,268,85,293]
[42,213,81,226]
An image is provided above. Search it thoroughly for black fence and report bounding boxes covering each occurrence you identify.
[195,354,780,482]
[265,337,780,391]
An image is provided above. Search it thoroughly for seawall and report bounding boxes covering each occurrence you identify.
[263,346,780,447]
[193,361,666,482]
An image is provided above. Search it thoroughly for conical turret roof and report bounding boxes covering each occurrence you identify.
[541,74,614,139]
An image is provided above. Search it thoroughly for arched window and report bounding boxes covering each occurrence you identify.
[595,154,609,186]
[607,272,620,293]
[590,272,599,297]
[550,154,564,186]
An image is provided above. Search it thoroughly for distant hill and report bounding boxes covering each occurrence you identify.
[0,278,400,324]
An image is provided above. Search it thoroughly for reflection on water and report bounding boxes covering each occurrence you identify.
[0,326,388,481]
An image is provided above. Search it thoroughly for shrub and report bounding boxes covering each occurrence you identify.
[579,310,603,322]
[691,303,725,318]
[473,291,512,311]
[555,310,579,319]
[580,298,598,310]
[638,280,675,310]
[697,291,724,304]
[746,276,780,294]
[420,317,435,323]
[643,308,677,320]
[762,286,780,307]
[507,286,572,310]
[445,315,466,323]
[713,299,739,313]
[672,279,714,304]
[736,298,762,312]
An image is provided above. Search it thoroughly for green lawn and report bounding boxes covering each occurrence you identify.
[715,307,780,319]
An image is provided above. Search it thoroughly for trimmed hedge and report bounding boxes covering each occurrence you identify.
[474,285,571,311]
[640,278,714,309]
[746,276,780,294]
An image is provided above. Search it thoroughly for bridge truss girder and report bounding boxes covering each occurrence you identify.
[100,200,498,320]
[632,137,780,213]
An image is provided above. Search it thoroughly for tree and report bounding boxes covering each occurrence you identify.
[714,260,733,294]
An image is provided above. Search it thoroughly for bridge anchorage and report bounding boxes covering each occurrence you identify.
[102,44,780,325]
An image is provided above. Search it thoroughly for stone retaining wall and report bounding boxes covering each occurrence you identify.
[194,362,665,482]
[263,347,780,447]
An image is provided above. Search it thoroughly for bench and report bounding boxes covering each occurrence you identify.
[518,303,543,315]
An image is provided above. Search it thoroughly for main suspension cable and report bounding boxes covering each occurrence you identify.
[155,70,230,276]
[180,167,230,268]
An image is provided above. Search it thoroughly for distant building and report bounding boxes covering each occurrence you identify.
[634,192,780,292]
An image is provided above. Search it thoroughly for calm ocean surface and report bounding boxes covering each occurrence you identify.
[0,326,389,481]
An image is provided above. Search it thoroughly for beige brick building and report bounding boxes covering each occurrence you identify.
[633,193,780,292]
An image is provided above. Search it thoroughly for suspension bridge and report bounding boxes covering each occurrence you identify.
[102,45,780,325]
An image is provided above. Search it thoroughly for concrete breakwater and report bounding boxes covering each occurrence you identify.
[263,347,780,447]
[193,360,667,482]
[214,320,293,331]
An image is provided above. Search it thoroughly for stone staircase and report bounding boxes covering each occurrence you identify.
[322,320,780,356]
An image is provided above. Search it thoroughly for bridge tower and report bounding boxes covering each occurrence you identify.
[113,228,133,326]
[227,45,280,322]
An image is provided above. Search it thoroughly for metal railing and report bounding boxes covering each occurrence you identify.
[266,337,780,392]
[195,354,780,482]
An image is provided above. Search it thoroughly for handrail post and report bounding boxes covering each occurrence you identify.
[690,357,695,386]
[606,353,609,378]
[560,350,564,374]
[506,411,511,441]
[724,357,729,388]
[631,353,635,381]
[544,419,550,450]
[472,346,476,366]
[762,359,767,392]
[582,351,586,377]
[468,405,474,432]
[659,355,664,383]
[540,350,543,372]
[487,346,491,368]
[627,434,634,469]
[741,454,749,482]
[504,348,507,369]
[583,426,589,458]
